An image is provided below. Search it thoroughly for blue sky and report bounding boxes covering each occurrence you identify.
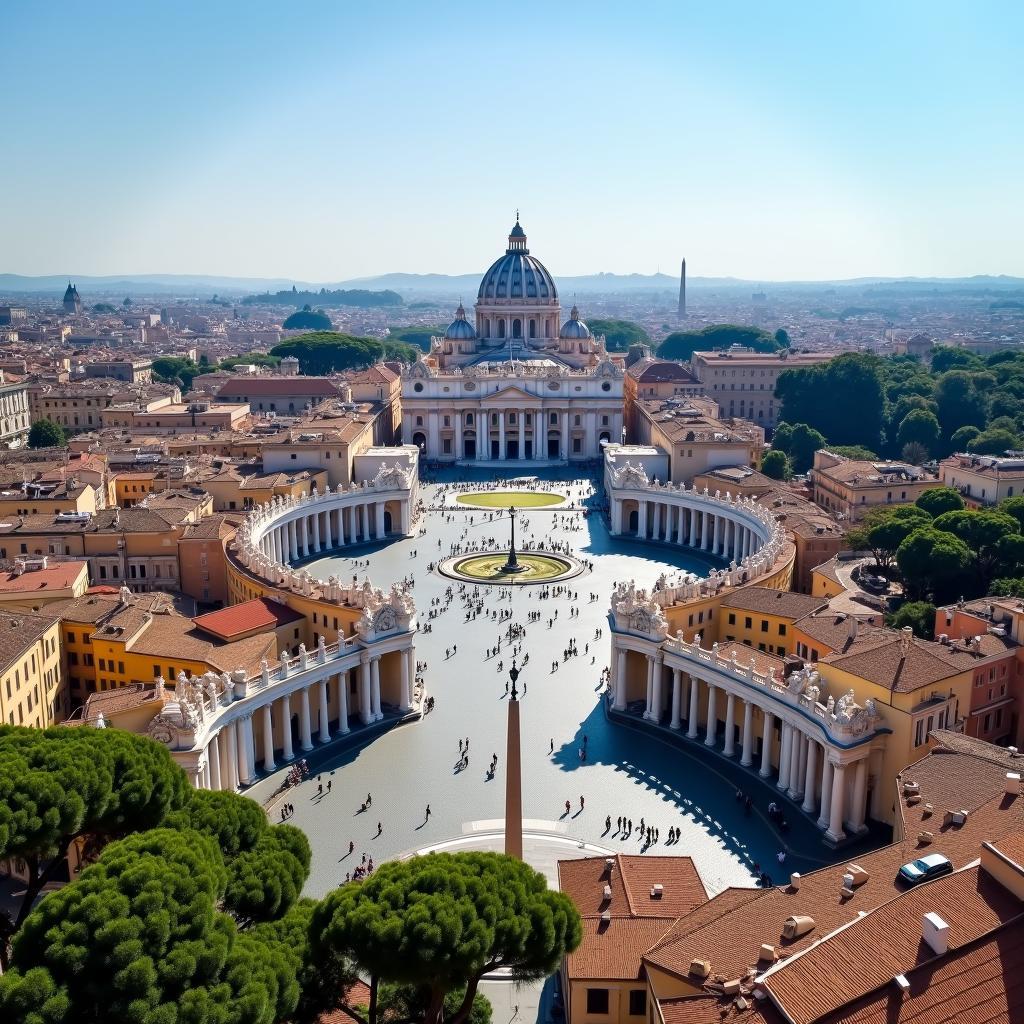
[3,0,1022,281]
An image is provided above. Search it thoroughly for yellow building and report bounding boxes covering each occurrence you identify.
[0,558,90,612]
[717,587,827,657]
[0,612,66,727]
[199,462,327,512]
[113,470,159,507]
[811,450,940,521]
[0,478,97,517]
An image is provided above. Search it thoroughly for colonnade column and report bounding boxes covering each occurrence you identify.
[312,511,321,552]
[777,723,792,791]
[613,648,627,711]
[637,501,648,539]
[359,655,372,723]
[262,704,276,772]
[850,758,869,833]
[222,722,238,791]
[704,684,718,746]
[686,675,700,739]
[644,655,656,720]
[669,668,682,730]
[209,734,222,790]
[337,671,350,734]
[323,508,333,550]
[687,508,697,545]
[826,762,847,843]
[740,700,754,766]
[801,740,819,814]
[376,502,386,538]
[299,687,313,751]
[300,518,309,558]
[289,520,298,561]
[713,515,722,555]
[759,711,774,777]
[652,503,662,541]
[318,678,331,743]
[723,693,736,756]
[370,656,382,720]
[400,648,411,711]
[817,756,834,831]
[361,505,371,543]
[787,730,803,800]
[280,694,294,761]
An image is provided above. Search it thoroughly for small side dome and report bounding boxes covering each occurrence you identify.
[444,302,476,340]
[560,304,591,339]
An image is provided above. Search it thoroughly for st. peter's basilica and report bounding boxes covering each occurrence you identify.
[401,220,625,463]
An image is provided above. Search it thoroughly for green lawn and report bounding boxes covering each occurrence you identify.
[456,490,564,509]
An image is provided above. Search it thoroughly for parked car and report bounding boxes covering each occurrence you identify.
[898,853,953,886]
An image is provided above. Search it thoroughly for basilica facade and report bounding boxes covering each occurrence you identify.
[401,221,625,463]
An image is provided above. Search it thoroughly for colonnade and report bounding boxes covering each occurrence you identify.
[195,646,416,792]
[611,647,873,844]
[614,498,759,563]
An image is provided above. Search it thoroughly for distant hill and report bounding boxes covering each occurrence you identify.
[2,271,1022,299]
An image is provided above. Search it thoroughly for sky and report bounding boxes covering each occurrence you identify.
[3,0,1023,282]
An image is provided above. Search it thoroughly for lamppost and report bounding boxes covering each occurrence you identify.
[501,505,526,574]
[504,659,523,859]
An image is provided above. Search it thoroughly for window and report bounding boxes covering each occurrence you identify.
[760,619,769,633]
[118,661,124,674]
[154,665,161,678]
[778,623,787,636]
[586,989,609,1015]
[68,632,76,644]
[728,613,736,625]
[629,991,646,1016]
[744,617,752,629]
[914,719,925,746]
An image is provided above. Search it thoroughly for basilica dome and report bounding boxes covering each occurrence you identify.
[559,305,591,339]
[444,302,476,340]
[477,221,558,303]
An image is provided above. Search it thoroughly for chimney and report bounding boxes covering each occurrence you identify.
[900,626,913,654]
[1006,772,1021,796]
[848,615,858,641]
[922,912,949,956]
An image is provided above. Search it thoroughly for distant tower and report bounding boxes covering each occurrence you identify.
[678,260,686,319]
[63,282,82,315]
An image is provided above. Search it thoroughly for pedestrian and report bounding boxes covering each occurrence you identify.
[549,738,554,753]
[327,779,332,792]
[377,822,383,836]
[318,783,323,795]
[580,795,585,810]
[425,804,431,819]
[565,799,571,815]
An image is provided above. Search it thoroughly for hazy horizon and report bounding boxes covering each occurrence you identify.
[4,1,1023,281]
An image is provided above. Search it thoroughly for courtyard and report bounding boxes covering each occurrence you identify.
[250,468,860,901]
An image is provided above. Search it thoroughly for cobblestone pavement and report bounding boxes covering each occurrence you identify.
[263,468,857,901]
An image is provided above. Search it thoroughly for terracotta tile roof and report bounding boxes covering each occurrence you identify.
[567,916,676,981]
[181,515,232,540]
[629,359,701,384]
[0,611,58,672]
[792,611,884,655]
[0,561,87,592]
[125,613,275,675]
[659,995,780,1024]
[816,919,1024,1024]
[721,587,827,619]
[764,866,1023,1024]
[318,980,372,1024]
[192,597,303,641]
[216,377,342,398]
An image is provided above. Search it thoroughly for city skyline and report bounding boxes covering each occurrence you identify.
[3,1,1023,281]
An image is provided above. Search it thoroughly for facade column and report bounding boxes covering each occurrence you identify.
[826,762,847,843]
[400,648,411,711]
[262,703,276,772]
[318,678,330,743]
[741,700,754,766]
[723,692,736,756]
[280,693,294,760]
[209,734,222,790]
[686,676,700,739]
[777,723,792,791]
[375,502,386,538]
[613,648,627,711]
[370,656,382,720]
[669,668,682,730]
[498,413,506,460]
[759,711,774,778]
[817,756,834,830]
[704,683,718,746]
[299,686,313,751]
[611,499,623,535]
[337,671,351,734]
[518,415,525,459]
[850,758,869,832]
[801,740,819,814]
[561,410,570,459]
[455,413,463,460]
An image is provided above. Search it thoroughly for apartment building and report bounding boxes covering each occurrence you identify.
[811,449,939,520]
[939,451,1024,506]
[0,612,66,727]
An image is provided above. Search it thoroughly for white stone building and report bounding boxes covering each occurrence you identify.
[401,221,625,463]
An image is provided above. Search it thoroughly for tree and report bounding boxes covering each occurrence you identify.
[27,418,66,449]
[774,328,791,348]
[586,319,648,352]
[0,828,302,1024]
[896,409,940,455]
[967,426,1021,454]
[243,287,402,308]
[761,450,790,480]
[656,324,781,361]
[387,326,445,352]
[930,346,982,374]
[0,726,188,937]
[771,422,827,474]
[829,445,879,460]
[901,441,929,466]
[916,487,965,518]
[284,307,333,331]
[934,370,988,443]
[886,601,936,640]
[151,355,201,390]
[932,509,1021,589]
[896,526,973,602]
[271,332,416,374]
[950,424,982,451]
[998,496,1024,532]
[862,505,932,569]
[310,852,582,1024]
